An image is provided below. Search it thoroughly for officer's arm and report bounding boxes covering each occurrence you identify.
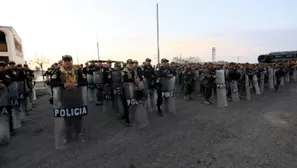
[7,70,16,81]
[3,75,12,86]
[77,70,88,86]
[30,70,35,78]
[121,71,129,83]
[138,69,143,81]
[156,68,166,78]
[43,70,48,76]
[50,71,64,87]
[171,68,177,76]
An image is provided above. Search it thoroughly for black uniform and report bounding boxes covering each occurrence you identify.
[122,67,137,126]
[156,65,176,115]
[0,69,13,133]
[143,65,156,89]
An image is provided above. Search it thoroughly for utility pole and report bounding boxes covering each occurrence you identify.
[237,57,239,63]
[212,47,216,63]
[179,53,182,63]
[156,3,160,64]
[76,51,79,64]
[96,38,100,60]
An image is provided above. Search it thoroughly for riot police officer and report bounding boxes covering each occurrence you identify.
[0,61,13,135]
[156,58,176,116]
[183,65,196,101]
[122,59,140,127]
[50,55,88,148]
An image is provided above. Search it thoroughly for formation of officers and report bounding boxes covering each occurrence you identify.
[0,61,34,137]
[42,55,295,148]
[45,56,296,127]
[45,55,177,128]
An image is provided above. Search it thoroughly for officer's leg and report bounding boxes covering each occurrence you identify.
[184,84,189,100]
[156,90,163,115]
[122,95,130,126]
[275,78,281,92]
[189,84,194,99]
[8,106,14,135]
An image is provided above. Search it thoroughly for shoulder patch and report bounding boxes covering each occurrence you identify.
[121,71,125,76]
[51,74,57,79]
[82,74,86,78]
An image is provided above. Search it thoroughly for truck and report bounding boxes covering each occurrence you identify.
[0,26,25,64]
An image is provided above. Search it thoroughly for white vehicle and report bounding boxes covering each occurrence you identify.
[0,26,25,64]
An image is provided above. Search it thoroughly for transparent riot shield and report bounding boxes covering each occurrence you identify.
[293,66,297,82]
[94,71,104,105]
[113,85,124,118]
[260,72,265,94]
[160,76,176,115]
[17,81,26,120]
[195,70,201,93]
[102,85,113,113]
[112,71,123,117]
[280,76,284,86]
[0,88,11,144]
[8,82,21,129]
[230,81,240,102]
[87,74,95,103]
[285,73,290,83]
[123,82,148,128]
[216,70,228,107]
[143,77,157,113]
[245,75,251,100]
[252,74,261,95]
[268,68,274,89]
[53,86,89,150]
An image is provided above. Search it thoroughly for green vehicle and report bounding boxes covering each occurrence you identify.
[258,51,297,63]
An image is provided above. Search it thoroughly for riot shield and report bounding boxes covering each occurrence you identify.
[94,71,104,105]
[8,82,21,129]
[268,68,274,89]
[260,72,265,94]
[143,77,157,112]
[280,76,284,86]
[230,81,240,102]
[195,70,201,93]
[252,75,261,95]
[216,70,228,107]
[0,88,11,144]
[293,66,297,82]
[53,86,89,150]
[111,71,122,84]
[285,72,290,83]
[17,81,26,119]
[123,82,148,128]
[245,75,251,100]
[102,85,113,113]
[113,86,124,118]
[87,74,95,103]
[160,76,176,115]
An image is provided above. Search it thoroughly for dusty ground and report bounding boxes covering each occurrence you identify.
[1,84,297,168]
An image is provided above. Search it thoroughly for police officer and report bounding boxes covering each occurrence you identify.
[0,61,13,135]
[201,68,216,104]
[122,59,140,126]
[103,60,113,85]
[24,64,34,102]
[183,65,196,101]
[50,55,88,143]
[156,58,176,116]
[143,58,156,89]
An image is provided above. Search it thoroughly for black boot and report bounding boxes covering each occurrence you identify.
[157,106,163,116]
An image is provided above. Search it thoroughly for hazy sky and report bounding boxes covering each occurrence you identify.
[1,0,297,65]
